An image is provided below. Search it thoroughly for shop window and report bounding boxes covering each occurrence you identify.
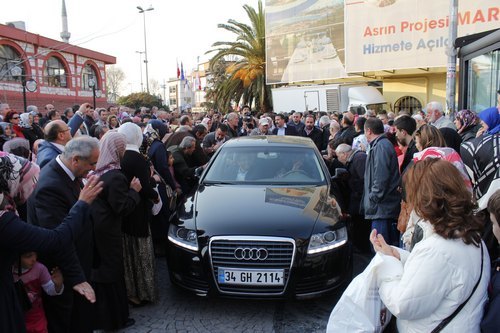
[0,45,25,82]
[394,96,422,115]
[44,56,68,87]
[467,49,500,112]
[82,64,99,91]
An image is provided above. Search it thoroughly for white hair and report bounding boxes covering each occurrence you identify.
[426,101,444,115]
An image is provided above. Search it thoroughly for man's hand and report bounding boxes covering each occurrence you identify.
[79,175,103,204]
[72,281,96,303]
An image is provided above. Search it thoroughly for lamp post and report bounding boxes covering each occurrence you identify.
[88,78,97,109]
[135,51,145,92]
[10,65,37,112]
[137,5,154,94]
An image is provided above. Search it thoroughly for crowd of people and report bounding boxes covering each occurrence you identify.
[0,95,499,332]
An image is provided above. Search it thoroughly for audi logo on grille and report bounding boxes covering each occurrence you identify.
[234,247,269,261]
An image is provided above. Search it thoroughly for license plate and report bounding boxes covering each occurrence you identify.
[217,267,284,286]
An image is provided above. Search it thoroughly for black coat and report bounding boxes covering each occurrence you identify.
[400,140,418,175]
[299,127,323,151]
[27,159,89,285]
[272,125,298,136]
[0,201,89,333]
[120,150,158,237]
[90,170,140,282]
[345,150,367,216]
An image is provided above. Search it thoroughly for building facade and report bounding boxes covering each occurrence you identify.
[0,23,115,112]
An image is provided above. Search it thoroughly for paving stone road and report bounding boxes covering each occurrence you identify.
[119,253,371,333]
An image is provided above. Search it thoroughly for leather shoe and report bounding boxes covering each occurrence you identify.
[124,318,135,328]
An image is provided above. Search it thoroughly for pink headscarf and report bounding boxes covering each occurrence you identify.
[91,132,126,178]
[413,147,472,193]
[0,151,40,216]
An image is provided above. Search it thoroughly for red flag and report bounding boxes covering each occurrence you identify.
[176,60,180,79]
[196,72,201,90]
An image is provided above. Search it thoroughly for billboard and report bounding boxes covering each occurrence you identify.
[265,0,347,84]
[344,0,500,72]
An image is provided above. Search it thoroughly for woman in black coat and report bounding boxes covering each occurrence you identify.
[88,132,141,330]
[118,123,159,305]
[141,120,176,255]
[0,153,102,333]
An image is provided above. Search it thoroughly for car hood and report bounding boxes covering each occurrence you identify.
[193,184,335,239]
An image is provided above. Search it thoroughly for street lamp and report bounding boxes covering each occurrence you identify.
[137,5,154,94]
[10,65,37,113]
[88,78,97,109]
[135,51,145,92]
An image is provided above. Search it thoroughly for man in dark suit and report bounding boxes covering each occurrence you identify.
[28,136,100,333]
[299,114,323,150]
[272,114,298,136]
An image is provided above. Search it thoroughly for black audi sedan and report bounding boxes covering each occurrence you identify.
[166,135,352,299]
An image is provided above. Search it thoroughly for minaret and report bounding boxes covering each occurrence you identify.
[60,0,71,43]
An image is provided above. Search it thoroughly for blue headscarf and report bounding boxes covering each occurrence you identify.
[478,107,500,135]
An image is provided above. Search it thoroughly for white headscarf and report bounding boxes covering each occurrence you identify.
[118,122,143,152]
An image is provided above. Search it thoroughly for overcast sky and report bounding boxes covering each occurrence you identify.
[1,0,261,94]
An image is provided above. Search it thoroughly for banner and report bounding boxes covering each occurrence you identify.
[344,0,500,72]
[265,0,347,84]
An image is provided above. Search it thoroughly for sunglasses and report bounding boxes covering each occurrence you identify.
[12,116,19,119]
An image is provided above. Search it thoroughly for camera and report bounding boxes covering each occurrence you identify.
[244,115,252,122]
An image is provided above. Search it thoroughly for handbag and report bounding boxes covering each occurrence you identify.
[151,185,163,216]
[327,254,391,333]
[431,243,484,333]
[14,257,32,312]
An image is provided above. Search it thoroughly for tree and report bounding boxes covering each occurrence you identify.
[204,59,232,112]
[117,92,163,110]
[206,0,272,112]
[106,65,126,102]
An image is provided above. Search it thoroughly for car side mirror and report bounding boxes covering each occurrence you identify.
[194,166,204,178]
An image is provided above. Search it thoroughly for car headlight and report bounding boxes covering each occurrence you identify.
[168,224,198,251]
[307,227,348,254]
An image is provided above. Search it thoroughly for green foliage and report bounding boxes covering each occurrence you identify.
[206,0,272,112]
[117,92,164,109]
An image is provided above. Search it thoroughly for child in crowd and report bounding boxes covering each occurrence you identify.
[12,251,64,333]
[482,190,500,332]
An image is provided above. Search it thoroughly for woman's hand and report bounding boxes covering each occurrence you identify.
[78,176,103,204]
[370,229,400,260]
[130,177,142,192]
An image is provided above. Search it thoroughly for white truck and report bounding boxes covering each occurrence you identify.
[271,83,387,115]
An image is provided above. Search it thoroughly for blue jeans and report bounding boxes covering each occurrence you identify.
[371,219,400,252]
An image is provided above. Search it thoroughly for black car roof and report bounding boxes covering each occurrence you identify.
[222,135,318,149]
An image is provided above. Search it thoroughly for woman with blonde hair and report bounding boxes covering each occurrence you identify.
[413,124,446,151]
[371,158,489,332]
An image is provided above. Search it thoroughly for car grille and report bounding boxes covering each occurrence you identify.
[209,236,295,296]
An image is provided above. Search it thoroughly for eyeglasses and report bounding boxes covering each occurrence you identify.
[12,116,19,119]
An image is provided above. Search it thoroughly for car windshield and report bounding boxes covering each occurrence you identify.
[204,146,326,184]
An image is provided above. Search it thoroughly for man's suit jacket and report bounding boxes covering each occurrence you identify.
[299,127,323,151]
[28,159,95,332]
[28,159,91,283]
[272,125,298,136]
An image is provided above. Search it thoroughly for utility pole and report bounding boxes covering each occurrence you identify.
[445,0,458,118]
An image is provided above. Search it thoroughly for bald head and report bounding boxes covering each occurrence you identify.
[45,120,71,144]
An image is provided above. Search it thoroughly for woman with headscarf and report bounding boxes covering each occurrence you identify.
[477,106,500,138]
[19,113,43,150]
[454,109,480,143]
[0,122,14,150]
[118,123,158,306]
[89,131,142,331]
[0,152,102,333]
[141,120,176,256]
